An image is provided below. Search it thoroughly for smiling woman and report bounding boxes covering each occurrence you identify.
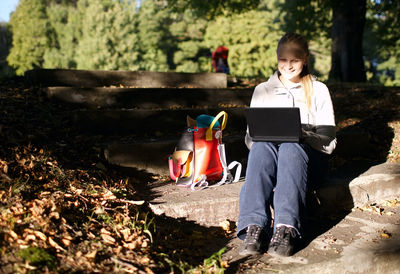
[238,32,337,258]
[0,0,19,22]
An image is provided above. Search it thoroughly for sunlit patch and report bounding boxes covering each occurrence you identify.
[336,118,362,130]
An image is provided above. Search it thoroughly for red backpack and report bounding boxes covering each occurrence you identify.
[168,111,241,190]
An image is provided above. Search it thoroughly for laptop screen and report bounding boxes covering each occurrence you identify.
[245,107,301,143]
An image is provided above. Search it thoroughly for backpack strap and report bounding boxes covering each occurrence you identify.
[211,143,242,187]
[190,175,209,190]
[206,111,227,141]
[168,150,192,182]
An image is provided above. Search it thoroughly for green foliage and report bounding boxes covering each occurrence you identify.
[280,0,332,39]
[364,0,400,85]
[159,247,227,273]
[75,0,140,70]
[5,0,400,84]
[204,1,283,77]
[17,247,57,270]
[0,23,11,61]
[0,23,14,79]
[201,247,227,273]
[7,0,50,75]
[43,2,80,68]
[170,9,210,72]
[167,0,261,18]
[137,0,171,71]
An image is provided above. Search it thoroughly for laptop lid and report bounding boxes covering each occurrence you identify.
[245,107,302,143]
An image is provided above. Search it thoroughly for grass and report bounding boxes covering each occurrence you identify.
[17,247,57,271]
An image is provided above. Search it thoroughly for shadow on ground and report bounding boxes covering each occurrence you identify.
[0,80,232,271]
[2,79,399,272]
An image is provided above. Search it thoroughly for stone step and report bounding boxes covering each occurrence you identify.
[44,86,252,108]
[73,108,247,134]
[26,68,227,88]
[104,135,249,175]
[147,163,400,226]
[102,126,379,177]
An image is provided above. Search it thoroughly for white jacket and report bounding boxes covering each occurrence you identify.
[245,72,337,154]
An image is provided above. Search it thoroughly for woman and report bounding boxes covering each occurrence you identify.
[237,33,337,257]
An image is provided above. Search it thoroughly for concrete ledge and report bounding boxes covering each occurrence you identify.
[348,163,400,207]
[45,87,252,108]
[149,182,244,226]
[105,140,176,175]
[104,135,249,175]
[146,163,400,226]
[26,69,227,88]
[73,108,247,134]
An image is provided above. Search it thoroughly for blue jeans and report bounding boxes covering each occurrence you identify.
[237,142,327,239]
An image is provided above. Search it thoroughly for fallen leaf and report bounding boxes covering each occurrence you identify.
[33,231,47,241]
[221,260,229,268]
[120,228,131,241]
[219,220,231,232]
[61,238,71,247]
[101,228,111,235]
[25,234,36,241]
[381,233,391,239]
[119,199,145,205]
[145,267,155,274]
[123,241,138,250]
[85,250,97,259]
[49,211,60,219]
[8,230,19,240]
[49,237,64,250]
[103,190,116,200]
[101,233,116,245]
[138,256,150,265]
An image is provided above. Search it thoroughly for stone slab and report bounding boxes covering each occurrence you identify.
[223,203,400,273]
[73,108,247,134]
[45,86,252,108]
[104,135,249,175]
[146,163,400,227]
[26,69,227,88]
[348,163,400,207]
[148,181,244,227]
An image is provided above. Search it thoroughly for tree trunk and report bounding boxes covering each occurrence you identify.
[329,0,366,82]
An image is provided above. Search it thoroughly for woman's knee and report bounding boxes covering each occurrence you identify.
[278,143,308,161]
[248,142,278,164]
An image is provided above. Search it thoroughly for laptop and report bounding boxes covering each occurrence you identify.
[245,107,302,143]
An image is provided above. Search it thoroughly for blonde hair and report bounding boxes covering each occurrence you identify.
[277,33,313,110]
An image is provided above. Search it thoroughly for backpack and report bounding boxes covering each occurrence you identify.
[168,111,241,190]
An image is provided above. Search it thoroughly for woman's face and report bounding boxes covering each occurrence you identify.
[277,46,307,83]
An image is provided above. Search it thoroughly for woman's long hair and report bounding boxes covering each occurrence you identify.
[277,33,313,110]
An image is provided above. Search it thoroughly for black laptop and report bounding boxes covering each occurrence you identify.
[245,107,302,143]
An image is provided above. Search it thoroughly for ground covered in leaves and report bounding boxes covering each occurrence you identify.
[0,78,399,273]
[0,80,231,273]
[328,83,400,176]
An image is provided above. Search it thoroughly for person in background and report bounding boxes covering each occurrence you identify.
[237,33,337,257]
[212,46,230,74]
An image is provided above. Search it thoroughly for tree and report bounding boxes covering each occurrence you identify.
[43,1,81,69]
[0,23,14,79]
[74,0,141,71]
[282,0,367,82]
[329,0,366,82]
[136,0,172,71]
[170,9,210,72]
[364,0,400,84]
[167,0,372,82]
[167,0,260,18]
[7,0,50,75]
[204,3,283,77]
